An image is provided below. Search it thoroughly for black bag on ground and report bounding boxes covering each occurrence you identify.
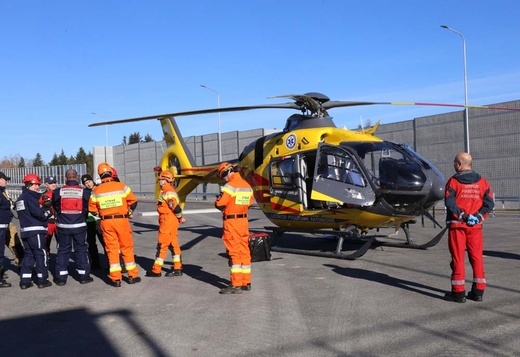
[248,232,271,262]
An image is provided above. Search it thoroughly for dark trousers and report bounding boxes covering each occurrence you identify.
[55,229,90,281]
[20,233,48,284]
[0,228,6,274]
[86,221,106,268]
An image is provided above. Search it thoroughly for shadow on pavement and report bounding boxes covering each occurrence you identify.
[483,250,520,260]
[324,264,446,299]
[0,307,170,357]
[182,264,229,289]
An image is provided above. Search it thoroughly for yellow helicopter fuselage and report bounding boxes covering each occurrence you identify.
[239,124,414,230]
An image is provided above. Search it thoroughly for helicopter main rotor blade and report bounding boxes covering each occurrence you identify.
[89,95,520,128]
[322,100,520,111]
[89,102,300,127]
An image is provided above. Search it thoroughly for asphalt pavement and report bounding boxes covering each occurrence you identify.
[1,201,520,357]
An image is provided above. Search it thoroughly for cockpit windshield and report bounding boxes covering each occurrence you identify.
[342,142,427,191]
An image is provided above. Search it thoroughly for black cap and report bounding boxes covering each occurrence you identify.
[81,174,94,185]
[0,172,10,180]
[45,176,57,184]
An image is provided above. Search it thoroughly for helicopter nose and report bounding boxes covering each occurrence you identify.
[425,173,445,206]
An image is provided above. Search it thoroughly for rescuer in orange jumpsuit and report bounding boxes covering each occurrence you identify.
[88,163,140,287]
[214,162,254,294]
[145,170,186,278]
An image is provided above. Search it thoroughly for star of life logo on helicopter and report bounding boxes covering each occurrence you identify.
[285,134,297,150]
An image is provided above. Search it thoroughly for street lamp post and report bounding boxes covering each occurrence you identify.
[200,85,222,162]
[441,25,470,153]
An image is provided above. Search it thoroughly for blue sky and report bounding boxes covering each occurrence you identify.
[1,0,520,163]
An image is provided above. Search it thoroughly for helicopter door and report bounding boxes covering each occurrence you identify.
[311,144,376,207]
[269,156,305,213]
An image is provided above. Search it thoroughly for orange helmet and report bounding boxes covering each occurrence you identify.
[158,170,174,183]
[97,162,113,177]
[217,162,233,179]
[23,173,41,185]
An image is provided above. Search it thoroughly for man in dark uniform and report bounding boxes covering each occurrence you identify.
[81,174,106,270]
[16,174,52,289]
[0,172,23,272]
[0,172,14,287]
[52,169,93,285]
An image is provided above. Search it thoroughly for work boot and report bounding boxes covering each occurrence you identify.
[0,280,11,288]
[241,284,252,291]
[467,289,484,302]
[37,280,53,289]
[55,279,67,286]
[112,280,122,288]
[79,276,94,285]
[145,270,162,277]
[20,282,34,290]
[444,291,466,303]
[165,269,183,277]
[219,285,242,294]
[127,277,142,284]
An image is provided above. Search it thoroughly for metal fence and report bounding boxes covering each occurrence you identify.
[3,164,87,200]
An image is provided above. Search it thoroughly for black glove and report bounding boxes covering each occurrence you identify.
[42,199,52,209]
[473,213,483,223]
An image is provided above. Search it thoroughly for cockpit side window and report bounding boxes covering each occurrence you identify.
[270,158,295,188]
[317,149,366,187]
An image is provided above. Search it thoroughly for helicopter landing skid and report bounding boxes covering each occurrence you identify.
[264,225,447,260]
[372,225,447,250]
[265,226,376,260]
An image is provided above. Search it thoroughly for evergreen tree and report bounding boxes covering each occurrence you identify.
[75,147,88,164]
[86,152,94,175]
[128,132,142,144]
[18,157,25,168]
[143,134,153,142]
[57,150,68,165]
[49,153,60,166]
[33,153,44,166]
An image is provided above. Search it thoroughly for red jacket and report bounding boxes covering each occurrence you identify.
[445,170,494,227]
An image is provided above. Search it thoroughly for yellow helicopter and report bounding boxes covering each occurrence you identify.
[89,92,518,259]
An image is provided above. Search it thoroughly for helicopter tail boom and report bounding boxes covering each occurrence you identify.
[156,117,225,205]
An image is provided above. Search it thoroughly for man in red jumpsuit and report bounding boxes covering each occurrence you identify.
[215,162,254,294]
[145,170,186,278]
[88,163,139,287]
[444,152,494,303]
